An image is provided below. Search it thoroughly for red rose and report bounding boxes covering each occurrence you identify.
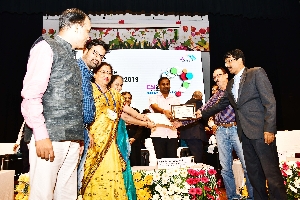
[191,26,196,32]
[199,28,206,34]
[118,20,124,24]
[207,27,210,33]
[183,26,188,32]
[176,20,181,24]
[48,29,55,34]
[42,29,46,34]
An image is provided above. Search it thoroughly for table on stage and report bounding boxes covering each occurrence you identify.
[0,170,15,200]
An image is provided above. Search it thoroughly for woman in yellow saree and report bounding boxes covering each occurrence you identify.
[81,62,153,199]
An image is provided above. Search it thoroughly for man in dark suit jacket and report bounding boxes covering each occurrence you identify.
[179,91,208,163]
[200,49,287,200]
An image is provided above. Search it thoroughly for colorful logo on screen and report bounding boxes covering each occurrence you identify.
[161,67,194,97]
[180,54,196,62]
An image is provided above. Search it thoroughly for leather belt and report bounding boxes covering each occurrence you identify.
[217,122,237,128]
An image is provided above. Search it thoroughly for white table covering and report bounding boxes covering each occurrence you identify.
[0,170,15,200]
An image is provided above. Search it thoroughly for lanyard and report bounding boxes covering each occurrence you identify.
[95,83,116,110]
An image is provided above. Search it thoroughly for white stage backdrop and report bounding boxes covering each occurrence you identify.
[103,49,205,112]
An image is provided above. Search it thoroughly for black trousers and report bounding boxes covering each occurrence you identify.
[241,133,287,200]
[184,139,204,163]
[20,137,30,173]
[151,137,178,159]
[129,142,141,166]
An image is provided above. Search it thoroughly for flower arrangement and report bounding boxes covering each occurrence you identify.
[133,167,219,200]
[15,173,30,200]
[280,160,300,199]
[133,168,190,200]
[186,168,220,200]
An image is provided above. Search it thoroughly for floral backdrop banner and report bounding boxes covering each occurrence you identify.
[43,15,209,51]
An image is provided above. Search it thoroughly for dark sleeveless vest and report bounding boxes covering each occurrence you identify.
[24,35,84,142]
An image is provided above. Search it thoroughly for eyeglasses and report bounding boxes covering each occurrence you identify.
[225,58,236,64]
[93,50,106,60]
[98,70,112,75]
[213,73,224,80]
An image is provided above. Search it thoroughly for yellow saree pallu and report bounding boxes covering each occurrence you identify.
[82,85,127,200]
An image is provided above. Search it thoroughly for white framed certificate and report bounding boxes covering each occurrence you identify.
[171,104,196,120]
[146,113,173,126]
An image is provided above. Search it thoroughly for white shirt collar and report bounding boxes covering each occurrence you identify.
[234,67,245,80]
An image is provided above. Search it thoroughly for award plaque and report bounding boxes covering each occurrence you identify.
[171,104,197,120]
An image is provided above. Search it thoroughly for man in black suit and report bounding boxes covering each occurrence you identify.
[179,91,208,163]
[198,49,286,199]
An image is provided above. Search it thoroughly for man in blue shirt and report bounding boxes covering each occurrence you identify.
[77,39,109,193]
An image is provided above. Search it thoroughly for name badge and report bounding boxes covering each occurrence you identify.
[107,109,117,120]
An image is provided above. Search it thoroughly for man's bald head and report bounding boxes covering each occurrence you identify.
[192,91,203,100]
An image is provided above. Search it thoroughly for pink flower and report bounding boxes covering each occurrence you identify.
[215,187,221,195]
[208,169,217,175]
[296,161,300,168]
[281,170,287,177]
[152,39,157,44]
[207,193,215,200]
[204,186,211,191]
[188,169,200,176]
[217,179,222,187]
[200,176,209,183]
[199,170,206,176]
[282,162,289,171]
[195,187,202,195]
[189,188,197,195]
[193,178,201,184]
[186,178,195,185]
[175,45,187,50]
